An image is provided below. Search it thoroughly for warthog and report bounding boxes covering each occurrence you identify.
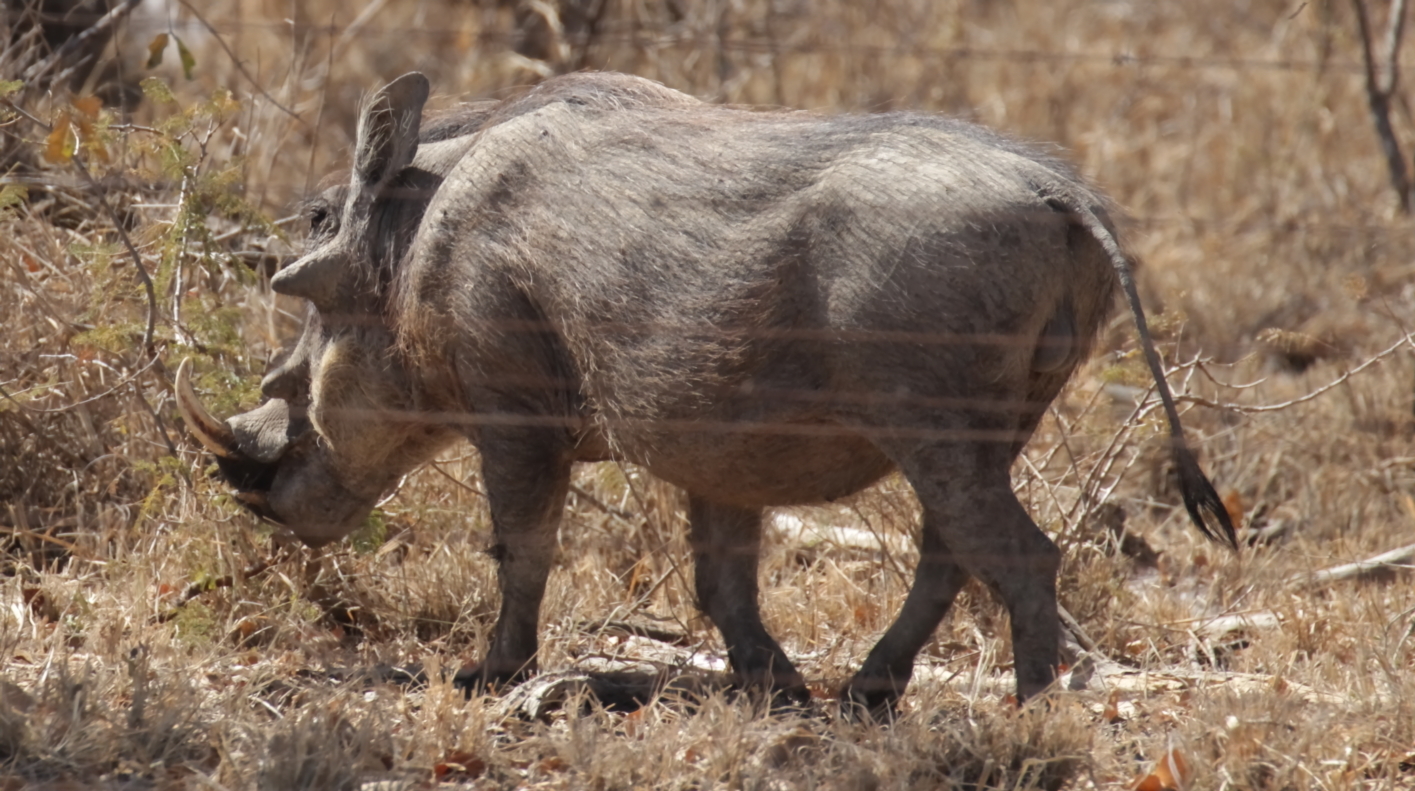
[178,71,1235,712]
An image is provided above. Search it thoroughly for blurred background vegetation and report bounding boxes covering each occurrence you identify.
[0,0,1412,787]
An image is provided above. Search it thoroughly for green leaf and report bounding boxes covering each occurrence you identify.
[146,33,168,68]
[174,34,196,80]
[0,80,21,99]
[0,183,27,213]
[351,510,389,554]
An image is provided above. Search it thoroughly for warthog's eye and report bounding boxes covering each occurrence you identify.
[309,206,331,235]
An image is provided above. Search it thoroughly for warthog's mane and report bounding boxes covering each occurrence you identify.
[294,74,707,319]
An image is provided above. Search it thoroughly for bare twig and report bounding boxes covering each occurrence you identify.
[1352,0,1412,211]
[21,0,143,86]
[1295,542,1415,587]
[0,523,81,554]
[570,481,638,522]
[0,355,159,415]
[71,155,160,356]
[173,0,304,122]
[153,553,286,623]
[129,377,178,458]
[1,100,160,355]
[1178,331,1413,414]
[428,459,485,498]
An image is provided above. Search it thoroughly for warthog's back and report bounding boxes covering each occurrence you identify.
[397,102,1117,505]
[185,71,1233,710]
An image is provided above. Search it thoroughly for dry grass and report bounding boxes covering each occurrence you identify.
[1,0,1414,788]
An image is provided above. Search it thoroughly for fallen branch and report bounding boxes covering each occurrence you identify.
[153,553,285,623]
[1295,542,1415,587]
[577,618,690,646]
[0,523,80,554]
[1058,603,1100,654]
[570,481,639,522]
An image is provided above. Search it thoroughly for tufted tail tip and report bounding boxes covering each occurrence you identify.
[1173,441,1238,550]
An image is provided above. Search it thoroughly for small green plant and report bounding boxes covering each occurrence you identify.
[350,510,390,555]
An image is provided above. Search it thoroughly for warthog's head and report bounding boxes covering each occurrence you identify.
[179,71,704,545]
[177,73,461,546]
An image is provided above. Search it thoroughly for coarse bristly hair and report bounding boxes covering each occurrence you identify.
[224,70,1163,712]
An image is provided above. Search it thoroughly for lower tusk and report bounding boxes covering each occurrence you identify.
[174,359,241,459]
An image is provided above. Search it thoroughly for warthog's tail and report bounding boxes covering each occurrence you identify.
[1042,185,1238,549]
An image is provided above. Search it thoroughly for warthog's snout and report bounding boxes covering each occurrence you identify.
[175,359,374,547]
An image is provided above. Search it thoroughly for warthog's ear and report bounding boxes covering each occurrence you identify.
[354,72,430,187]
[272,74,430,310]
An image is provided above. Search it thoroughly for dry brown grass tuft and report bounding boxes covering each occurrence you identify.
[1,0,1413,787]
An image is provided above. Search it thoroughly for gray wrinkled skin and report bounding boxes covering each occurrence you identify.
[199,72,1230,713]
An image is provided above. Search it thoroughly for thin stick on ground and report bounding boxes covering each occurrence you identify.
[153,552,287,623]
[1295,542,1415,588]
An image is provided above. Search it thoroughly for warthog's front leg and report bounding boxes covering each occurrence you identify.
[454,428,571,694]
[687,496,808,705]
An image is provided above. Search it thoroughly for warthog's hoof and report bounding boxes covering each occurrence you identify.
[758,681,812,713]
[837,676,904,723]
[728,667,812,712]
[452,662,535,698]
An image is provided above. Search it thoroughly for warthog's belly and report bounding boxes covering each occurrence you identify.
[618,422,895,506]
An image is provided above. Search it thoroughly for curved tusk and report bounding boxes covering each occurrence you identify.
[174,359,241,459]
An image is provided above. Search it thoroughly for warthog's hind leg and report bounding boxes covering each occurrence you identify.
[687,495,808,705]
[844,440,1061,715]
[454,428,571,696]
[839,517,970,718]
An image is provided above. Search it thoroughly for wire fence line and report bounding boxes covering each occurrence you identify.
[173,22,1385,77]
[0,8,1387,77]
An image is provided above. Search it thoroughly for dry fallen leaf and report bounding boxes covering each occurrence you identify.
[72,95,101,119]
[433,751,486,781]
[1133,746,1191,791]
[537,757,568,773]
[622,707,645,738]
[43,111,73,164]
[1102,689,1123,723]
[146,32,168,68]
[1222,489,1245,532]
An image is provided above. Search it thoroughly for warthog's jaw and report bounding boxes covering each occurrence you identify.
[175,360,376,547]
[259,444,381,547]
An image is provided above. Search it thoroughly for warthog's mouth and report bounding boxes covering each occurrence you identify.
[174,359,311,525]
